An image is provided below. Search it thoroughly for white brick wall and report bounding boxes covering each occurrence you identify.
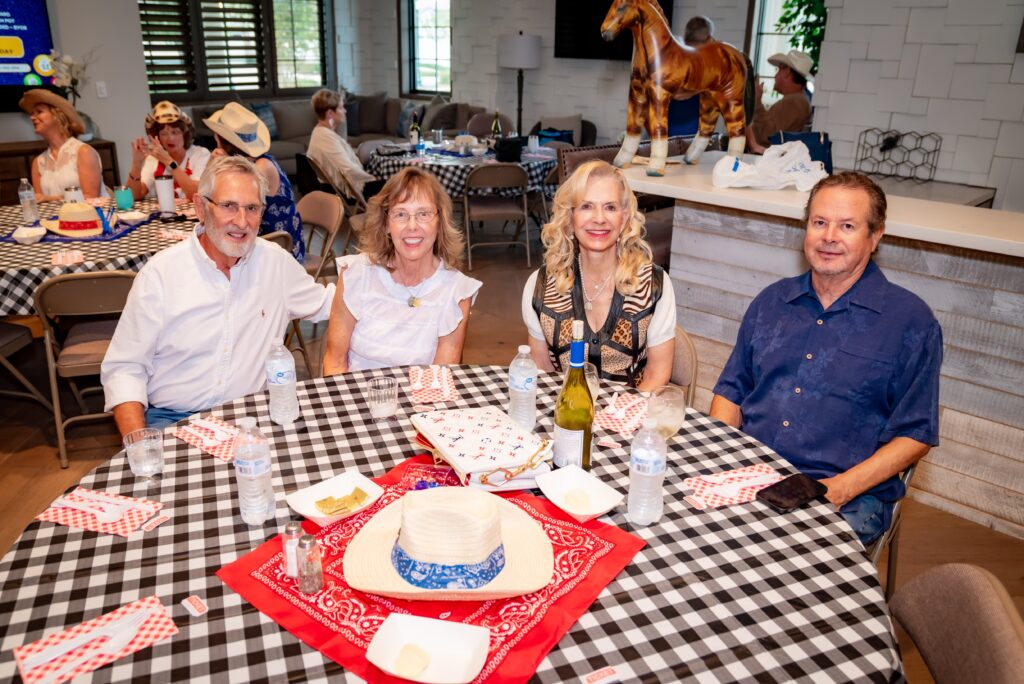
[813,0,1024,211]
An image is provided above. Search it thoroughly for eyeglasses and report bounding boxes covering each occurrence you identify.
[388,209,438,225]
[202,196,266,218]
[574,201,623,216]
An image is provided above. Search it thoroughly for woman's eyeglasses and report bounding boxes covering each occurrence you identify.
[388,209,438,225]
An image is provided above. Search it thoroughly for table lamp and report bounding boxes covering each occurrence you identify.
[498,31,542,134]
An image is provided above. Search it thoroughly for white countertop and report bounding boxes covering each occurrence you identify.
[624,152,1024,257]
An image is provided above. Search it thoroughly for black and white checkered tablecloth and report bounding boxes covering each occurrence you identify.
[0,366,903,682]
[0,200,194,316]
[367,152,556,199]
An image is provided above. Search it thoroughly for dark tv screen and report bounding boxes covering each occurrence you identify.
[0,0,56,112]
[554,0,674,61]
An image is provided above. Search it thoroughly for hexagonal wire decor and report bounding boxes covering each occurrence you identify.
[855,128,941,181]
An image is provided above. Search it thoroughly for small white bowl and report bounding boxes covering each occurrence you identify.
[366,614,489,684]
[535,465,624,523]
[116,211,148,226]
[285,470,383,527]
[469,146,488,157]
[12,226,46,245]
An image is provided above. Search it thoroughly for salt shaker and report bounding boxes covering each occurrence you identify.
[281,521,301,578]
[297,533,324,593]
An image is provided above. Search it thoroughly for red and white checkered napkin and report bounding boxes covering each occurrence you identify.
[593,392,649,437]
[157,228,189,241]
[173,417,238,462]
[409,365,459,404]
[14,595,178,684]
[35,488,162,537]
[50,250,85,266]
[682,464,783,510]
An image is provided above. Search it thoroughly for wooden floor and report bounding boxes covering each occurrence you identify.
[1,233,1021,683]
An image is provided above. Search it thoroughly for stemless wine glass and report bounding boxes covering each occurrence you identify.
[123,427,165,488]
[367,376,398,422]
[647,385,687,440]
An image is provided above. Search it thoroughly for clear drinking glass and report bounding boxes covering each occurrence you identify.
[123,427,165,487]
[647,385,687,440]
[367,376,398,422]
[583,362,599,399]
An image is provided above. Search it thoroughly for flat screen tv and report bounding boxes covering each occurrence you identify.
[554,0,674,61]
[0,0,57,112]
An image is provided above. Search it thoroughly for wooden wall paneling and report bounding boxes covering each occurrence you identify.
[939,408,1024,461]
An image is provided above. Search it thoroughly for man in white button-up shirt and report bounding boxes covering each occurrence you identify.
[102,155,336,435]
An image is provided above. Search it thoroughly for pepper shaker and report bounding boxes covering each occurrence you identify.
[281,521,301,578]
[297,533,324,594]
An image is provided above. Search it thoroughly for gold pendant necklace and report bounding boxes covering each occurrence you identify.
[407,295,421,308]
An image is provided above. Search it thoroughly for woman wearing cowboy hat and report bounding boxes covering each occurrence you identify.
[203,102,304,263]
[126,101,211,201]
[19,89,107,202]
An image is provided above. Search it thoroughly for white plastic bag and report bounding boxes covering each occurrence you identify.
[712,141,827,191]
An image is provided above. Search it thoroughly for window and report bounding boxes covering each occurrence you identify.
[139,0,333,101]
[747,0,796,105]
[404,0,451,95]
[746,0,825,103]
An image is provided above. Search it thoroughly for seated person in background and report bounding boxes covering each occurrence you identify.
[306,88,384,199]
[522,160,675,391]
[19,89,106,201]
[710,172,942,545]
[125,101,210,201]
[204,102,305,263]
[322,167,481,374]
[101,156,336,433]
[746,50,813,154]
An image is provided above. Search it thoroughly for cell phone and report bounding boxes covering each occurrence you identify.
[756,473,828,513]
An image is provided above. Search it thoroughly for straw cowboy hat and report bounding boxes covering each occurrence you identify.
[18,89,86,136]
[40,202,102,238]
[344,487,553,601]
[768,50,814,81]
[203,102,270,157]
[145,100,192,128]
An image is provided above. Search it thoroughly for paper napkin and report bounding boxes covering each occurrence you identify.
[409,365,458,404]
[35,488,163,537]
[593,392,648,437]
[682,464,783,510]
[173,416,238,462]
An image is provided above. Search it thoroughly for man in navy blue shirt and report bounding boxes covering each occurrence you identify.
[710,172,942,545]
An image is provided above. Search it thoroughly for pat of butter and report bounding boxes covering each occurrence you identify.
[394,643,430,678]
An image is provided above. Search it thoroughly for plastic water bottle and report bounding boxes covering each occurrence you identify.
[266,344,299,425]
[508,344,538,431]
[18,178,38,224]
[628,417,667,525]
[233,417,275,526]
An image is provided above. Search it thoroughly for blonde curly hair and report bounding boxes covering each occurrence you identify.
[541,159,651,295]
[358,166,465,272]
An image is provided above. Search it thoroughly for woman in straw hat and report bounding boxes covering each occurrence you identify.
[322,166,481,374]
[203,102,304,263]
[522,159,676,390]
[19,89,107,201]
[126,101,211,201]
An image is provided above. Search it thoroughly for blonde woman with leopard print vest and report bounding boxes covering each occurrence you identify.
[521,160,676,390]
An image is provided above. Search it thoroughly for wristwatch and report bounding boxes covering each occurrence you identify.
[167,160,179,171]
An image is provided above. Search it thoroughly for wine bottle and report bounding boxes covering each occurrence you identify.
[553,320,594,470]
[490,110,503,139]
[409,112,421,149]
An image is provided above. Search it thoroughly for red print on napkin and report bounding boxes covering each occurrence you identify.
[682,464,783,510]
[14,595,178,684]
[409,365,458,404]
[173,416,239,462]
[35,487,163,537]
[50,250,85,266]
[593,392,648,437]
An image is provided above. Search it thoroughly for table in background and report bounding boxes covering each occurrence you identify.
[0,366,903,682]
[0,140,120,205]
[367,149,556,198]
[0,199,194,316]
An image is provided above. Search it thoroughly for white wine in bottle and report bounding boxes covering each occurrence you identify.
[553,320,594,470]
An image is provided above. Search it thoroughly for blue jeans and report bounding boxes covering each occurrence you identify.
[145,406,193,430]
[840,494,891,546]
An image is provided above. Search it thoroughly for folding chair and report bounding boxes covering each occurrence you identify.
[260,232,314,376]
[463,163,530,271]
[670,325,699,407]
[294,153,333,197]
[297,191,345,282]
[305,154,367,256]
[868,464,918,599]
[33,271,137,468]
[0,321,53,412]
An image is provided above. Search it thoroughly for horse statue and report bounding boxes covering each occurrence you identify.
[601,0,748,175]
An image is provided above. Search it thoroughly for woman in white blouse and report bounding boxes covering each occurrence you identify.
[19,89,106,201]
[323,166,481,373]
[125,101,210,201]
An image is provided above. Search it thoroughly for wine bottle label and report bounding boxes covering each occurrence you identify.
[553,425,585,468]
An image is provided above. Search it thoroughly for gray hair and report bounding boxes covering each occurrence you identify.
[684,16,714,45]
[196,155,268,202]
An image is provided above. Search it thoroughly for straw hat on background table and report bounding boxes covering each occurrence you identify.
[40,202,102,238]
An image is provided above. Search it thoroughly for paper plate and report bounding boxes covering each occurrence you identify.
[285,470,383,527]
[536,465,624,523]
[12,226,45,244]
[366,614,489,684]
[116,211,149,226]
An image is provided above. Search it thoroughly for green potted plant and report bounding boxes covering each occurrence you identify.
[776,0,827,74]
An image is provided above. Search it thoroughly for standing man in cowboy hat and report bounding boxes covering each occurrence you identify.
[203,102,305,263]
[19,89,107,201]
[125,101,211,201]
[746,49,814,154]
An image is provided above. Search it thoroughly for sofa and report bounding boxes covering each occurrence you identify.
[186,94,486,177]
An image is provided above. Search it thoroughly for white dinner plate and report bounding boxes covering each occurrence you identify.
[366,614,490,684]
[535,464,624,523]
[285,470,383,527]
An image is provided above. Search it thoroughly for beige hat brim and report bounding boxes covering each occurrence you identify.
[767,52,813,81]
[41,218,102,238]
[203,104,271,157]
[19,89,86,136]
[344,494,554,601]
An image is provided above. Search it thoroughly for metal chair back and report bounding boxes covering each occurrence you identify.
[670,325,699,407]
[296,191,345,280]
[464,163,528,191]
